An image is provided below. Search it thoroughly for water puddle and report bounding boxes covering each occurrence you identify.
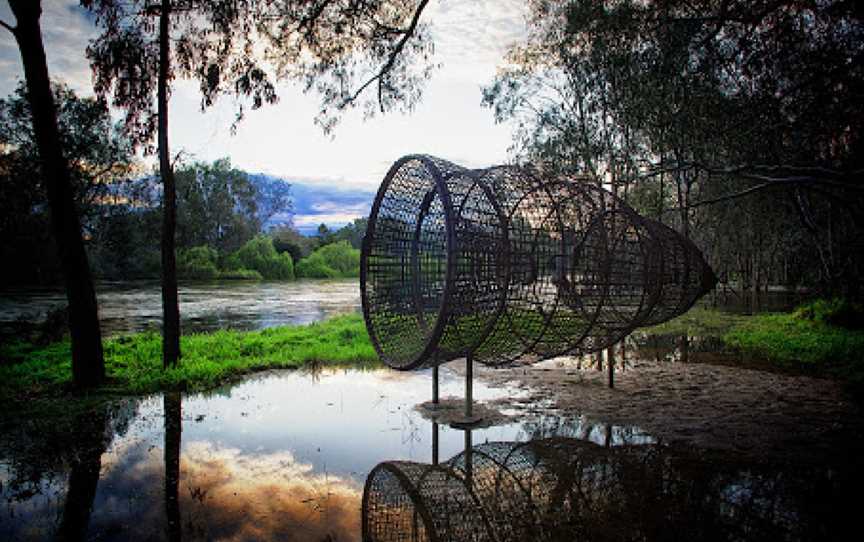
[2,364,859,540]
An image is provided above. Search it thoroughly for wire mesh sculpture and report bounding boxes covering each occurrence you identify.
[362,437,809,542]
[361,155,717,370]
[363,438,626,542]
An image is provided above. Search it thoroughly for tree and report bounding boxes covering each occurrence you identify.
[249,174,293,230]
[231,235,294,280]
[84,0,436,367]
[175,159,261,254]
[333,217,368,249]
[271,224,314,264]
[484,0,864,298]
[0,82,134,220]
[296,240,360,278]
[0,0,105,387]
[316,223,334,247]
[1,82,136,284]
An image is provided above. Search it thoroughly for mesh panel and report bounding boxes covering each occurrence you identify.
[361,155,717,369]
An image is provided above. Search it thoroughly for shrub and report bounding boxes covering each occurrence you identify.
[178,245,219,280]
[296,241,360,278]
[232,235,294,280]
[793,298,864,330]
[271,226,315,262]
[296,252,340,278]
[218,268,263,280]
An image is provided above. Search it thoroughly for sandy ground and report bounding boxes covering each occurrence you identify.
[443,355,864,464]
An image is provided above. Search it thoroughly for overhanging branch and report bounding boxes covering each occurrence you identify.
[337,0,430,112]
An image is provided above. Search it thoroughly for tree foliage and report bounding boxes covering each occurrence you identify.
[484,0,864,298]
[332,217,368,249]
[0,82,136,284]
[0,81,134,217]
[83,0,435,141]
[230,235,294,280]
[177,245,219,280]
[175,159,264,254]
[296,240,359,278]
[271,224,315,263]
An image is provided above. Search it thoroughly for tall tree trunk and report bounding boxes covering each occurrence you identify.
[164,392,182,541]
[56,409,108,542]
[158,0,181,368]
[6,0,104,387]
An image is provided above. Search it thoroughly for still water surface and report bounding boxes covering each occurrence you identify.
[0,366,627,540]
[0,279,361,336]
[1,363,857,541]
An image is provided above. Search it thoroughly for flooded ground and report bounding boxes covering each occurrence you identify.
[1,285,858,540]
[0,366,631,541]
[2,341,862,541]
[0,279,360,336]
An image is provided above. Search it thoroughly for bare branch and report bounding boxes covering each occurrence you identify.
[667,174,864,214]
[674,181,775,211]
[0,19,15,34]
[337,0,430,112]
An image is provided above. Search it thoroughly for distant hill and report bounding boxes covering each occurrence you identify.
[247,174,375,235]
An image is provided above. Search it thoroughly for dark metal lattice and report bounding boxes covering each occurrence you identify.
[362,438,804,542]
[362,439,601,542]
[361,155,717,370]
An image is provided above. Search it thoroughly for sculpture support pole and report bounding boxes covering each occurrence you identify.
[464,428,473,486]
[432,422,439,466]
[465,354,473,419]
[607,345,615,389]
[432,365,439,405]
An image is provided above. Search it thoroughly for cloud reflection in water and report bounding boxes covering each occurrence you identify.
[97,441,361,541]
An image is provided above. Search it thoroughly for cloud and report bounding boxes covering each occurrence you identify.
[96,441,363,541]
[311,201,370,214]
[0,2,96,97]
[294,212,368,227]
[1,0,526,199]
[426,0,528,69]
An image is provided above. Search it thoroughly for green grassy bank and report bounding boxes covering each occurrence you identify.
[3,300,863,404]
[0,314,378,402]
[643,301,864,389]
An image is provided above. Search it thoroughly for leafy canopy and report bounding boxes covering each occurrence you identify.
[83,0,436,144]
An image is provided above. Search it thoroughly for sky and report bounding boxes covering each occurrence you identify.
[0,0,528,199]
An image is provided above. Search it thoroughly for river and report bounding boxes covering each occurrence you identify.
[0,279,360,336]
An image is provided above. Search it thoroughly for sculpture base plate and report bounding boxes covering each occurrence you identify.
[415,398,510,428]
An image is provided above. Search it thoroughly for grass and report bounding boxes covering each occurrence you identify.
[4,301,863,403]
[641,306,748,337]
[724,313,864,375]
[0,314,379,402]
[642,302,864,392]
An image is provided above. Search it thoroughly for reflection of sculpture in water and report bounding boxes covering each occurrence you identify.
[362,434,833,542]
[361,155,717,371]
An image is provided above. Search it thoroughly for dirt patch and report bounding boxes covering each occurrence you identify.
[415,398,513,427]
[456,357,864,464]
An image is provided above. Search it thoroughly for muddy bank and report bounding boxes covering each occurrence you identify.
[458,356,864,464]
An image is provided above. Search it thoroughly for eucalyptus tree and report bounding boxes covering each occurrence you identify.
[0,0,106,387]
[83,0,435,367]
[485,0,864,296]
[0,82,135,224]
[174,159,263,254]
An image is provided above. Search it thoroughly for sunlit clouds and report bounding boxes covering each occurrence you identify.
[98,441,363,541]
[0,1,528,200]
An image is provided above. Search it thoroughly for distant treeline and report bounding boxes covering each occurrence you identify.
[0,83,364,285]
